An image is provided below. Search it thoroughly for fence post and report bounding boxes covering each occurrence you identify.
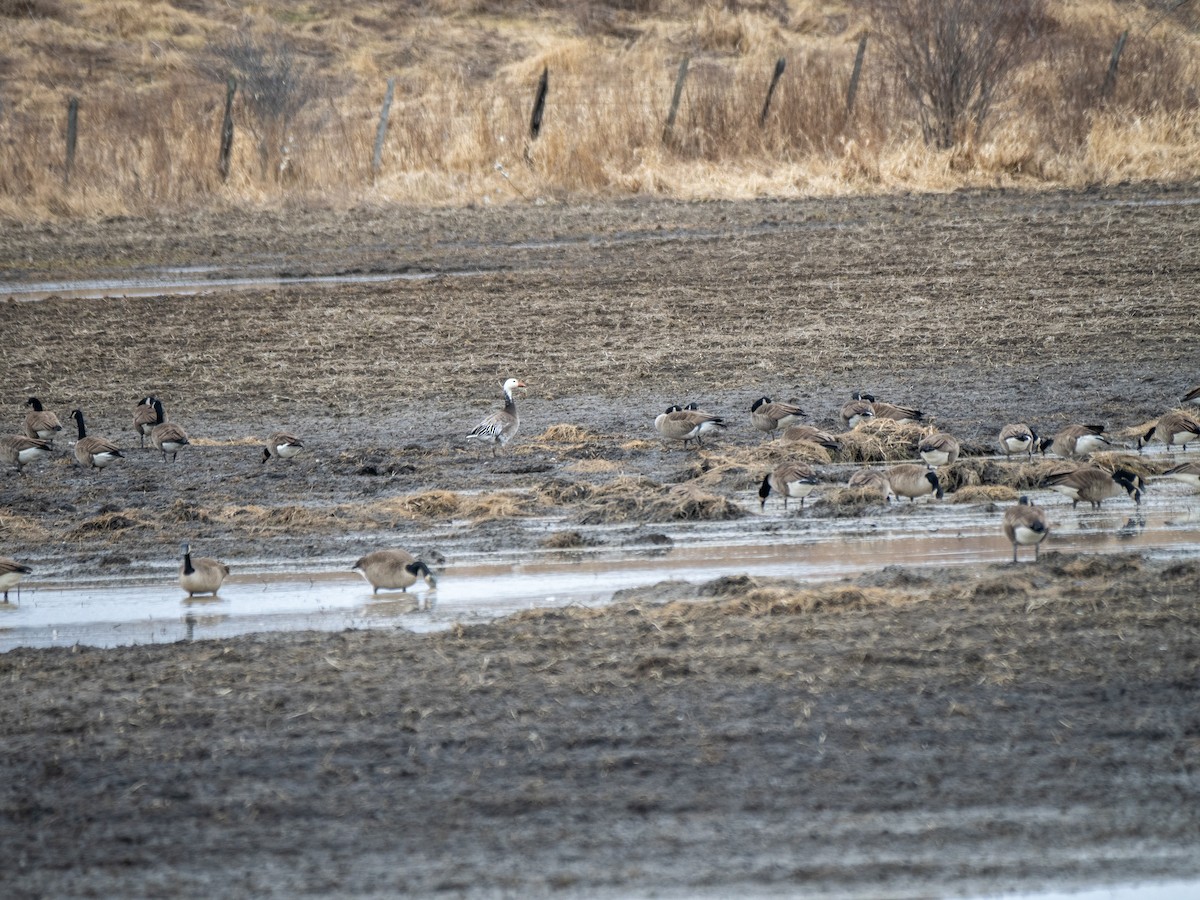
[1101,30,1128,101]
[373,77,396,178]
[64,96,78,186]
[218,76,236,181]
[529,66,548,140]
[759,57,787,127]
[846,33,868,116]
[662,56,690,145]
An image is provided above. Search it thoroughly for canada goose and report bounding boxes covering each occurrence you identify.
[839,397,875,429]
[23,397,62,441]
[998,423,1038,459]
[1042,466,1143,509]
[781,424,842,453]
[262,431,304,463]
[750,396,806,435]
[352,549,438,604]
[149,398,190,462]
[69,409,124,471]
[1039,424,1109,459]
[918,431,960,467]
[1182,385,1200,405]
[854,391,923,424]
[848,467,895,501]
[179,542,229,597]
[132,396,158,448]
[466,377,525,456]
[0,557,32,603]
[1003,496,1049,562]
[1139,411,1200,452]
[758,462,819,512]
[884,463,943,501]
[1,435,54,474]
[1163,460,1200,489]
[654,404,726,449]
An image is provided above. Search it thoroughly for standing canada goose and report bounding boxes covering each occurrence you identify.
[1182,385,1200,406]
[839,396,875,429]
[1003,496,1050,562]
[352,549,438,603]
[1042,466,1143,509]
[148,398,190,462]
[781,424,842,453]
[69,409,124,471]
[1039,424,1110,458]
[750,397,806,435]
[998,423,1038,459]
[1,435,54,474]
[758,462,820,512]
[132,396,158,448]
[1163,460,1200,489]
[262,431,304,463]
[918,431,960,467]
[848,467,895,501]
[654,404,726,449]
[854,391,923,424]
[1139,411,1200,452]
[466,377,525,456]
[0,557,32,603]
[23,397,62,441]
[884,463,944,501]
[179,542,230,597]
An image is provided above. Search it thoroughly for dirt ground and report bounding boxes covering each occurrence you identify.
[1,184,1200,897]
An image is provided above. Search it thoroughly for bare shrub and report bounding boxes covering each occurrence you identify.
[862,0,1048,148]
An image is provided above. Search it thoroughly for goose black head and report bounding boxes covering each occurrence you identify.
[852,391,876,402]
[25,397,44,410]
[926,470,944,500]
[758,473,773,507]
[1113,469,1143,504]
[407,560,438,589]
[751,397,771,413]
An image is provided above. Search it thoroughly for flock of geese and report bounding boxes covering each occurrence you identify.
[3,380,1200,606]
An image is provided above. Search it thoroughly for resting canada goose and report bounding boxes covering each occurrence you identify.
[132,396,158,448]
[918,431,960,467]
[848,467,895,501]
[839,397,875,429]
[0,557,32,603]
[654,404,726,449]
[1,435,54,474]
[262,431,304,463]
[1163,460,1200,489]
[854,391,923,424]
[352,549,438,602]
[23,397,62,441]
[149,398,190,462]
[1003,496,1049,562]
[1039,424,1109,458]
[1042,466,1143,509]
[998,423,1038,459]
[1182,385,1200,406]
[179,542,229,597]
[466,377,525,456]
[781,424,842,453]
[750,397,806,435]
[1139,411,1200,452]
[69,409,124,471]
[758,462,819,511]
[884,463,943,501]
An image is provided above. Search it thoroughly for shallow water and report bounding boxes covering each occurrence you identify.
[3,481,1197,652]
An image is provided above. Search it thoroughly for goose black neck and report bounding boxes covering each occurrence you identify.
[73,411,87,439]
[182,550,194,575]
[152,399,165,425]
[503,390,517,413]
[27,397,44,411]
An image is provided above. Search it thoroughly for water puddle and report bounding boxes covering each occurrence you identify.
[971,879,1200,900]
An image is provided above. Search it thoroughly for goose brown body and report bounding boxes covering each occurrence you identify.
[132,396,158,448]
[1140,411,1200,451]
[179,543,229,597]
[0,557,32,602]
[848,467,895,501]
[1003,496,1049,562]
[262,431,304,463]
[69,409,124,471]
[23,397,62,441]
[1041,424,1109,458]
[1042,466,1143,509]
[998,423,1038,459]
[1,435,54,473]
[352,549,438,601]
[1163,460,1200,489]
[884,463,943,501]
[781,425,842,453]
[749,397,806,435]
[148,398,190,462]
[654,405,726,449]
[918,431,960,467]
[758,461,819,511]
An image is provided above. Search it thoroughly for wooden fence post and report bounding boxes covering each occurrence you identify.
[846,33,868,116]
[529,66,548,140]
[1101,30,1129,101]
[218,76,236,181]
[64,96,78,186]
[373,77,396,178]
[662,56,690,145]
[759,57,787,127]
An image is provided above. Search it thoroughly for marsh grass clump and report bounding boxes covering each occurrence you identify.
[837,420,925,463]
[572,475,745,524]
[66,510,157,539]
[372,489,539,524]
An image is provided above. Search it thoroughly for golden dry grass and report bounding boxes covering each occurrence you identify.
[837,419,926,463]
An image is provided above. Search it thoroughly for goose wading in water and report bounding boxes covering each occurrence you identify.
[1002,496,1050,562]
[179,542,230,597]
[467,378,525,456]
[352,550,438,609]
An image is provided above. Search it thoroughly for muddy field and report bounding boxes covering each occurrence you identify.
[2,184,1200,897]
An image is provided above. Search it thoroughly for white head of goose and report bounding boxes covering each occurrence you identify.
[0,557,32,603]
[467,377,525,456]
[884,463,944,502]
[1,435,54,474]
[1003,496,1049,563]
[1139,411,1200,452]
[352,550,438,608]
[750,396,806,435]
[262,431,304,463]
[998,423,1038,459]
[24,397,63,441]
[758,461,819,512]
[654,404,726,449]
[132,396,158,448]
[69,409,124,472]
[149,398,190,462]
[179,542,230,597]
[1039,424,1109,458]
[1041,466,1143,509]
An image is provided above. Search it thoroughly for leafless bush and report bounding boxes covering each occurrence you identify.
[862,0,1048,149]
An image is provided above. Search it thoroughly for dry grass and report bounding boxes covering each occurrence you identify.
[370,489,540,523]
[557,474,746,524]
[837,419,926,463]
